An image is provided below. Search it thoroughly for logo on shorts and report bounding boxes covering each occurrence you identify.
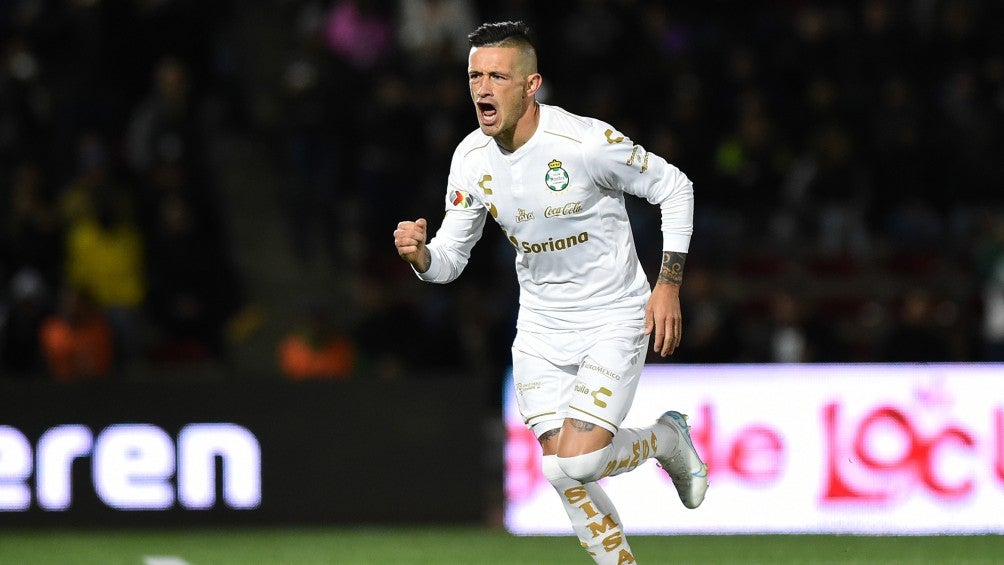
[544,159,569,191]
[516,381,541,396]
[591,387,612,408]
[574,381,614,409]
[581,361,622,382]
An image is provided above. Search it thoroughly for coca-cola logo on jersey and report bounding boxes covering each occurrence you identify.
[544,202,582,218]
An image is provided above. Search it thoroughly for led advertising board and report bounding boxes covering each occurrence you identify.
[0,378,485,527]
[504,363,1004,534]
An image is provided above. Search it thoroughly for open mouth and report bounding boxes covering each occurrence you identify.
[477,102,498,126]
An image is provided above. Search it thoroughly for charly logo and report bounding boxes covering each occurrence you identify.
[544,159,569,191]
[544,201,583,218]
[477,175,499,218]
[478,174,493,195]
[573,381,612,409]
[515,208,535,223]
[452,190,473,208]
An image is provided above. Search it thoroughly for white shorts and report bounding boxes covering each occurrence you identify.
[511,322,648,438]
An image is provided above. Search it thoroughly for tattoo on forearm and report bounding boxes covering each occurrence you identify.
[658,251,686,285]
[570,419,596,432]
[415,247,432,273]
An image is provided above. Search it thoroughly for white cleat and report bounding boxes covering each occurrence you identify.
[655,411,709,509]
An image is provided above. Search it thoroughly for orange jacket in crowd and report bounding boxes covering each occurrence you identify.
[39,312,114,381]
[278,333,356,381]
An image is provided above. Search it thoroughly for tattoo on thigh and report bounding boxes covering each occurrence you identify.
[570,419,597,432]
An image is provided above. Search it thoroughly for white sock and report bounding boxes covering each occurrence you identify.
[542,455,636,565]
[558,423,681,483]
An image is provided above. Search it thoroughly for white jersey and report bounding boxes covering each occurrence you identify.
[417,104,694,331]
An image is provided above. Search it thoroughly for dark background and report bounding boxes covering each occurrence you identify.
[1,0,1003,525]
[5,1,1003,389]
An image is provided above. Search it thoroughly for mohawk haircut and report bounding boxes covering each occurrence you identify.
[468,20,536,49]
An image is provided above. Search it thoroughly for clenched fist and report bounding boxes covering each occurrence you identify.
[394,218,431,273]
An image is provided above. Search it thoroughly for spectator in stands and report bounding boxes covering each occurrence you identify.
[63,183,145,371]
[879,288,953,362]
[280,4,348,265]
[278,303,356,381]
[765,291,809,363]
[0,37,52,176]
[397,0,477,69]
[57,131,112,228]
[125,57,209,183]
[141,159,244,364]
[2,0,1004,379]
[352,278,428,380]
[1,163,63,290]
[712,91,791,243]
[39,285,114,381]
[0,268,50,378]
[976,214,1004,360]
[783,122,872,256]
[762,290,846,363]
[671,266,741,363]
[323,0,395,71]
[867,75,930,230]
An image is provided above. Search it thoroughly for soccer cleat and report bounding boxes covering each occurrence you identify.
[655,411,709,509]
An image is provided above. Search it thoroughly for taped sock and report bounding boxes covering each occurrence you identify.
[557,423,679,483]
[543,454,635,565]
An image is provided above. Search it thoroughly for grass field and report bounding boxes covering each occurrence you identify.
[1,528,1002,564]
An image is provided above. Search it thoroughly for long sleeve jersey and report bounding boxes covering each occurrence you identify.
[418,104,694,331]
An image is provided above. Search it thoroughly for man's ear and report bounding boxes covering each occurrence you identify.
[526,73,542,97]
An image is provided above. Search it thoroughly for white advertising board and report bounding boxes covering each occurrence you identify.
[504,363,1004,534]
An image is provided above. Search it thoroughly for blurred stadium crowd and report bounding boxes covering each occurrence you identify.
[2,0,1004,383]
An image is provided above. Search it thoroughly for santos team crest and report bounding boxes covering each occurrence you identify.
[544,159,569,191]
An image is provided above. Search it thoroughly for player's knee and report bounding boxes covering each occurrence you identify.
[556,445,612,483]
[541,454,567,487]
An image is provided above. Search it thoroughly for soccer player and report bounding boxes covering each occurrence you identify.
[394,21,707,564]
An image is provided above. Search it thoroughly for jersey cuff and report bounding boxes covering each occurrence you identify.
[414,248,450,282]
[662,233,692,253]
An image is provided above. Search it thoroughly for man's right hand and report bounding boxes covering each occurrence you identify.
[394,218,430,273]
